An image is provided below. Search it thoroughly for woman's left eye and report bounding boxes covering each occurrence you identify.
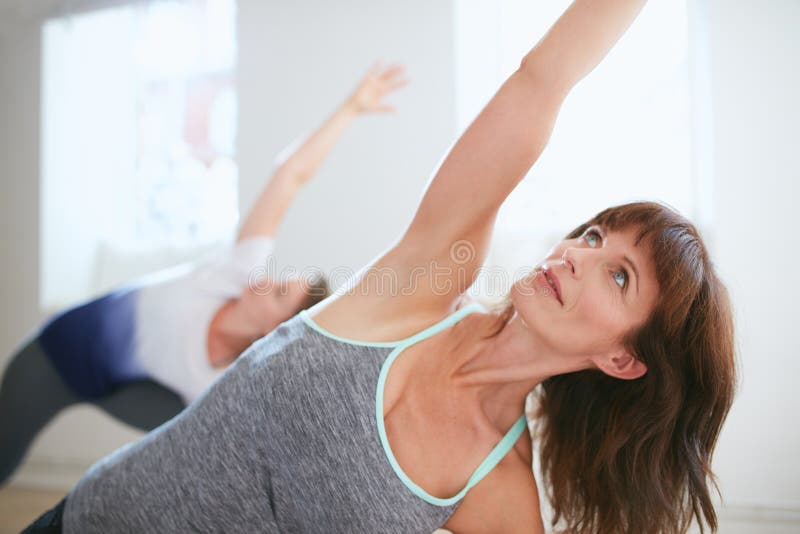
[612,269,628,290]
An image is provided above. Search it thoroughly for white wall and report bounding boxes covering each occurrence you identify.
[703,0,800,512]
[237,0,457,277]
[0,0,798,528]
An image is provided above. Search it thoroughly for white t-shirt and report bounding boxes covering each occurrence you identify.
[134,236,275,404]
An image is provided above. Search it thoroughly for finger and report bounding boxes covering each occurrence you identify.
[379,64,406,81]
[373,104,396,113]
[384,78,409,92]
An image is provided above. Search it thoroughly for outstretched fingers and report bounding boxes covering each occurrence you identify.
[350,61,408,113]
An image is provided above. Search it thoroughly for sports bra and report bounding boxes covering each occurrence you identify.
[64,301,528,533]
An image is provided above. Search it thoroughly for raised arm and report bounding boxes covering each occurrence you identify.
[388,0,648,310]
[237,63,408,241]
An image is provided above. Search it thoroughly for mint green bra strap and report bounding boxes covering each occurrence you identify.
[395,301,486,348]
[300,301,486,349]
[461,414,528,493]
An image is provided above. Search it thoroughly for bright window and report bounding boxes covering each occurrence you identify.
[41,0,238,310]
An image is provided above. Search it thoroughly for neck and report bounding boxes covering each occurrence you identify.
[443,310,589,432]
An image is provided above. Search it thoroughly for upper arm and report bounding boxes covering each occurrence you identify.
[395,63,568,302]
[487,464,545,534]
[320,65,568,328]
[444,460,545,534]
[225,235,276,284]
[308,64,571,338]
[496,481,546,534]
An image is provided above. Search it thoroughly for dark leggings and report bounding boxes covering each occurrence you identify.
[0,339,186,485]
[22,497,66,533]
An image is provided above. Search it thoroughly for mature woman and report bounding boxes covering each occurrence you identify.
[26,0,736,533]
[1,64,407,486]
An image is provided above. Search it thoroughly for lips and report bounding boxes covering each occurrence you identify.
[542,267,563,305]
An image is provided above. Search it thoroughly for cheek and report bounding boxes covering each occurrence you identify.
[573,285,605,315]
[511,276,626,353]
[280,296,300,317]
[280,286,303,313]
[575,298,634,353]
[572,284,625,329]
[250,291,284,315]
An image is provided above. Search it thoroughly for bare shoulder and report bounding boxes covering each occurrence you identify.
[309,272,474,343]
[442,452,544,534]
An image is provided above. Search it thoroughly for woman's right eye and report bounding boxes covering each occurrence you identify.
[583,229,602,247]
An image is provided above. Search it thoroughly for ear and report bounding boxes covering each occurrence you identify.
[593,348,647,380]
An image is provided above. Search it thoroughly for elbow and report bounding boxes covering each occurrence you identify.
[272,158,302,177]
[518,52,571,98]
[518,52,542,75]
[271,160,310,186]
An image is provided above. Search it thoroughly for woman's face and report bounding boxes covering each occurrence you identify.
[509,224,659,367]
[242,277,309,333]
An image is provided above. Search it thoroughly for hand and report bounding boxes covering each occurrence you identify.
[346,62,408,114]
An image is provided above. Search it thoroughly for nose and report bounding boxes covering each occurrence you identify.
[561,248,577,276]
[561,247,581,278]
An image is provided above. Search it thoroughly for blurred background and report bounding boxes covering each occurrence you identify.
[0,0,797,532]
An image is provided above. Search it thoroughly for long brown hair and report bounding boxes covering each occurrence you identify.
[520,201,737,534]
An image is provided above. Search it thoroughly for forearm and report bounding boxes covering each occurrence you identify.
[237,63,404,241]
[237,99,358,240]
[275,99,359,186]
[524,0,647,92]
[236,173,300,240]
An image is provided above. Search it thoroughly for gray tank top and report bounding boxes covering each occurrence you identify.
[63,302,527,533]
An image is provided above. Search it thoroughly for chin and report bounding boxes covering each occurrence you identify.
[509,271,536,303]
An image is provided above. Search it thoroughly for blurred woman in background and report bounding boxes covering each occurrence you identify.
[0,63,407,486]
